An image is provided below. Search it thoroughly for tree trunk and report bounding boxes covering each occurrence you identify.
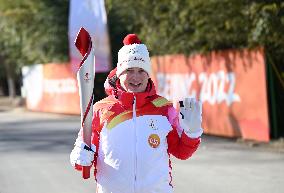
[7,76,16,99]
[4,63,16,99]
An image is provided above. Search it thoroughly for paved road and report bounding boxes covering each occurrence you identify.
[0,108,283,193]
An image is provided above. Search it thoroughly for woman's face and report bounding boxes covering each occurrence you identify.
[119,67,149,93]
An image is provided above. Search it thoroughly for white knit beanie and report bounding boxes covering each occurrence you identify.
[116,34,151,77]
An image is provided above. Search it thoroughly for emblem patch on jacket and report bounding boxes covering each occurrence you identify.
[149,119,158,130]
[148,134,160,148]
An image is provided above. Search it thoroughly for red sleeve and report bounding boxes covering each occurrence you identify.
[166,106,201,160]
[167,129,200,160]
[91,109,101,148]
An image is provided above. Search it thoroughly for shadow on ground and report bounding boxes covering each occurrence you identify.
[0,118,80,154]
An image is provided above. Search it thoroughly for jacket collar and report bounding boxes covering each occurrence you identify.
[104,68,157,109]
[104,80,156,109]
[115,80,156,109]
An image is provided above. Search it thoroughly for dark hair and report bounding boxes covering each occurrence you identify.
[108,74,118,88]
[108,74,119,98]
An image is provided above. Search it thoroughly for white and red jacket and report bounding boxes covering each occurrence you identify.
[75,73,201,193]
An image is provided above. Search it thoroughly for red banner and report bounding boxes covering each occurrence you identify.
[151,48,269,142]
[23,63,80,114]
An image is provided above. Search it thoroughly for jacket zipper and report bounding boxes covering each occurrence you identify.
[133,95,137,192]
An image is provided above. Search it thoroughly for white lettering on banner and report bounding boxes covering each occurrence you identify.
[157,73,196,100]
[198,71,240,105]
[227,73,241,105]
[43,78,77,94]
[157,71,241,106]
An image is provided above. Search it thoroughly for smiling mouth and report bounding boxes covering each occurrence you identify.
[129,83,142,87]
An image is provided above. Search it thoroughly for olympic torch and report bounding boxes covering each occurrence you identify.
[75,27,95,179]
